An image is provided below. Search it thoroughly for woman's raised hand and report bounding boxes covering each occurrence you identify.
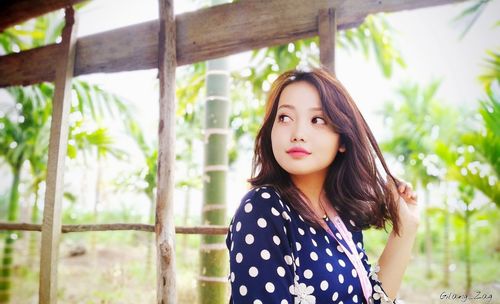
[386,175,420,229]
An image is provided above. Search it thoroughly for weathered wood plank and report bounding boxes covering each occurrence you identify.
[156,0,177,303]
[0,0,86,32]
[319,8,337,75]
[0,0,467,88]
[0,222,229,235]
[38,7,78,304]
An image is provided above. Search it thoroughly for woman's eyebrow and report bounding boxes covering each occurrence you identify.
[278,104,323,112]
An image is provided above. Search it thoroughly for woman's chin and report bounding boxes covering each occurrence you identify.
[283,167,317,176]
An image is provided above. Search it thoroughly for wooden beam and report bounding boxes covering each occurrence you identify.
[0,0,86,32]
[0,222,229,235]
[319,8,337,75]
[156,0,177,303]
[38,7,78,304]
[0,0,467,88]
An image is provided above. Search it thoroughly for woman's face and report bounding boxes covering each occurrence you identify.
[271,81,345,178]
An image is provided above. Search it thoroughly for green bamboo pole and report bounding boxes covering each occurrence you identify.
[199,4,230,298]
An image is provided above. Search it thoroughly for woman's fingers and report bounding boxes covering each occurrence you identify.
[386,175,418,204]
[398,180,412,193]
[398,184,405,193]
[395,179,419,204]
[403,187,418,205]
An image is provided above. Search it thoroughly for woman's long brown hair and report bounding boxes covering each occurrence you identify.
[249,68,402,235]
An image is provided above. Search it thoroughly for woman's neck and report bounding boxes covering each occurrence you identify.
[290,170,327,214]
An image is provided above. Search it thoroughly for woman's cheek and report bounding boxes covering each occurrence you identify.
[270,129,282,163]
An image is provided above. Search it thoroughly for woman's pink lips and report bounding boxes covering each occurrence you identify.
[286,148,311,158]
[287,151,311,158]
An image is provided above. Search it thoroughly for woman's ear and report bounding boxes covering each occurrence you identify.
[339,144,346,153]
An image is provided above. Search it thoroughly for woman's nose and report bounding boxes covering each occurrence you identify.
[290,122,306,142]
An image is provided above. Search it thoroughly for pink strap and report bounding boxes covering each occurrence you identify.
[324,213,373,304]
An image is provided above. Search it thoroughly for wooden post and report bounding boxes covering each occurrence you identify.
[318,8,337,75]
[156,0,177,303]
[39,7,78,304]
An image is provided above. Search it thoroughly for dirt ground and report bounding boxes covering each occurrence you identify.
[8,238,500,304]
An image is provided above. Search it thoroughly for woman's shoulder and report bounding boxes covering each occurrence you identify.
[242,185,280,201]
[233,185,288,220]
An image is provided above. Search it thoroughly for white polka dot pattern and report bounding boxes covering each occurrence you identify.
[265,282,275,293]
[260,249,271,260]
[320,280,329,291]
[249,266,258,277]
[257,218,267,228]
[239,285,247,296]
[273,235,281,246]
[226,187,386,304]
[235,253,243,263]
[338,274,344,284]
[303,269,313,279]
[244,203,252,213]
[245,234,254,244]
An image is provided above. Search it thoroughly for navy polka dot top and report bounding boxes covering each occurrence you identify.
[226,186,394,304]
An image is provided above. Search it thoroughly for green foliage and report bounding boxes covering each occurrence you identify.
[380,80,455,187]
[0,84,52,170]
[0,10,136,303]
[339,15,406,77]
[478,50,500,93]
[1,1,498,302]
[435,89,500,205]
[175,64,205,179]
[173,14,407,170]
[0,11,65,54]
[118,119,159,205]
[452,0,494,39]
[0,194,7,221]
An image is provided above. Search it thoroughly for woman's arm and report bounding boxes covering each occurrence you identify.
[227,188,295,303]
[377,178,420,299]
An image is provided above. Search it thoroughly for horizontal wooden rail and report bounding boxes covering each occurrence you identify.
[0,222,228,235]
[0,0,467,88]
[0,0,87,31]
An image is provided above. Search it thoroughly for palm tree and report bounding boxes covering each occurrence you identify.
[462,95,499,203]
[380,80,460,282]
[434,140,491,294]
[0,84,51,302]
[0,11,133,303]
[435,48,500,207]
[0,83,131,304]
[432,56,498,292]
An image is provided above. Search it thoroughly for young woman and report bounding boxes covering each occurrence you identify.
[226,68,419,304]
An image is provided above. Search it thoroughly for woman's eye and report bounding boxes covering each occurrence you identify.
[312,117,326,125]
[278,114,291,123]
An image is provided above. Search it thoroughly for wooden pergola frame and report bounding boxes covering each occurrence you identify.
[0,0,466,303]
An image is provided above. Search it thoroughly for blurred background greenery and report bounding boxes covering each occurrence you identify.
[0,0,498,303]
